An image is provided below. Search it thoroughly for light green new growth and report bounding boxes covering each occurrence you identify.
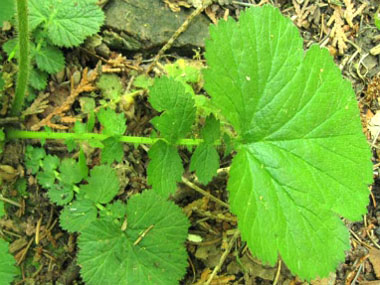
[190,115,220,184]
[203,5,372,280]
[78,190,190,285]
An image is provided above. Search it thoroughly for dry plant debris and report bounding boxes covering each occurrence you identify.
[30,68,98,131]
[326,1,366,55]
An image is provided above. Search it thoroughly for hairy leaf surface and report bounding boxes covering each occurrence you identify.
[78,190,189,285]
[204,5,372,280]
[29,0,104,47]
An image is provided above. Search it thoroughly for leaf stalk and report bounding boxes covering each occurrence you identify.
[5,129,215,146]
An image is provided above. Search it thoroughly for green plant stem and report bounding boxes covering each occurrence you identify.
[11,0,29,116]
[6,129,212,146]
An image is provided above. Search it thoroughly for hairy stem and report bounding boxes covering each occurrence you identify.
[6,129,211,146]
[11,0,29,116]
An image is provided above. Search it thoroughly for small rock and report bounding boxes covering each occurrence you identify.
[103,0,211,53]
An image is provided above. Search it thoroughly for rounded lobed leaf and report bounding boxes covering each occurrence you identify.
[78,190,190,285]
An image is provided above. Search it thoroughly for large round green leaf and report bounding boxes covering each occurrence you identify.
[204,5,372,280]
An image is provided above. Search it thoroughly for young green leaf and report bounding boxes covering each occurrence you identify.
[78,190,189,285]
[102,200,127,219]
[36,170,56,188]
[60,158,85,185]
[97,108,127,136]
[80,165,120,204]
[29,68,48,90]
[190,115,220,184]
[149,77,196,143]
[97,74,123,100]
[60,198,97,233]
[25,146,46,174]
[190,143,219,185]
[41,155,60,172]
[164,59,202,84]
[101,137,124,164]
[204,5,372,280]
[29,0,104,47]
[0,239,17,284]
[34,45,65,74]
[78,148,88,180]
[147,140,184,197]
[201,114,220,144]
[48,184,74,206]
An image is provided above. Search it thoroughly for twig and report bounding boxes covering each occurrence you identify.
[0,194,21,207]
[273,260,282,285]
[349,228,373,249]
[16,237,34,265]
[181,177,229,208]
[133,224,154,246]
[205,229,240,285]
[145,0,211,74]
[35,216,43,245]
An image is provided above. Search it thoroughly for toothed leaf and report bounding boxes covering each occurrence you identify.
[0,239,17,284]
[149,77,196,143]
[80,165,120,204]
[78,191,189,285]
[190,143,219,184]
[147,140,183,197]
[101,137,124,164]
[60,198,97,233]
[97,108,126,137]
[60,158,85,185]
[29,0,104,47]
[204,5,372,280]
[35,45,65,74]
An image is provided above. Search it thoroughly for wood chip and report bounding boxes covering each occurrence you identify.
[369,248,380,278]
